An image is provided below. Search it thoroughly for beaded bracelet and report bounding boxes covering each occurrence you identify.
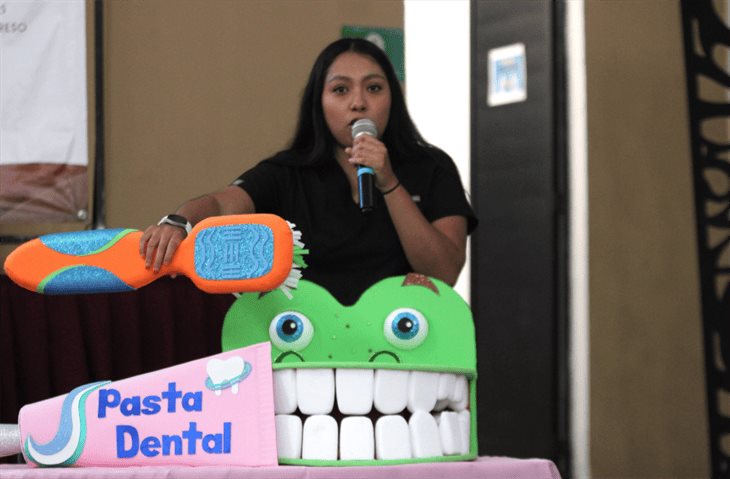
[381,181,401,195]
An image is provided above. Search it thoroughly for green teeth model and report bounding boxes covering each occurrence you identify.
[221,273,478,466]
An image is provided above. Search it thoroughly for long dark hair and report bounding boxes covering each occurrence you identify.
[280,37,431,166]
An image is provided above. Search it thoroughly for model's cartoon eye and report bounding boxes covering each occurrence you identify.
[383,308,429,349]
[269,311,314,351]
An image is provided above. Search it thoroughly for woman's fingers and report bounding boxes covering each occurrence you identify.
[349,137,396,190]
[143,230,161,269]
[162,233,183,268]
[141,225,185,273]
[151,235,169,273]
[139,225,155,256]
[349,137,390,170]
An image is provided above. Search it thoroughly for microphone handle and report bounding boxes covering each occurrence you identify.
[358,166,374,213]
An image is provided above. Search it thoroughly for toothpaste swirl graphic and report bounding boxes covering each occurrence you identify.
[24,381,110,466]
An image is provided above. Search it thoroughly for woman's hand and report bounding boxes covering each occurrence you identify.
[345,135,398,191]
[138,186,255,274]
[139,224,187,273]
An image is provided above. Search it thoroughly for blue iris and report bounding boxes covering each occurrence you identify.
[391,312,419,340]
[276,314,304,343]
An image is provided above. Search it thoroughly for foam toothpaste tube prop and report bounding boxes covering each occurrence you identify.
[3,214,307,296]
[0,342,277,467]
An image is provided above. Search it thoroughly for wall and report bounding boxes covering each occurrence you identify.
[404,0,471,301]
[103,0,403,229]
[586,2,709,477]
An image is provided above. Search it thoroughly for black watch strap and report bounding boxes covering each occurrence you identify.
[157,214,192,235]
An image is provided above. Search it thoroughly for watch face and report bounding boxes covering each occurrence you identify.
[166,214,188,225]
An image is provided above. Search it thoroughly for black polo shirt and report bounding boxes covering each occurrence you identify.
[234,149,476,305]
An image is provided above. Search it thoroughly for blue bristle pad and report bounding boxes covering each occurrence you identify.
[194,224,274,280]
[43,266,134,294]
[40,229,129,256]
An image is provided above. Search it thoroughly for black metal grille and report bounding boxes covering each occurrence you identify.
[680,1,730,476]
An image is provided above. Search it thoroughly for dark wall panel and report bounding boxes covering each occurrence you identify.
[471,0,567,470]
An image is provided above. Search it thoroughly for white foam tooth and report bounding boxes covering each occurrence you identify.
[437,373,456,400]
[448,374,466,402]
[297,368,335,415]
[375,415,412,460]
[449,375,469,411]
[438,411,463,455]
[273,369,297,414]
[408,371,439,413]
[302,415,338,460]
[458,410,471,455]
[275,414,302,459]
[339,417,374,460]
[336,369,374,415]
[409,411,443,458]
[374,369,409,414]
[434,399,450,412]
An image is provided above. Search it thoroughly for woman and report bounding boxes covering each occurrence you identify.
[140,38,476,305]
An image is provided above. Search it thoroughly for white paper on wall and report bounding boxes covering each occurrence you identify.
[0,0,89,223]
[0,0,88,166]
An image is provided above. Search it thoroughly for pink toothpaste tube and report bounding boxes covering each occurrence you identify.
[4,342,277,467]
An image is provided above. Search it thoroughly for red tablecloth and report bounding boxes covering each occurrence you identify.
[0,457,560,479]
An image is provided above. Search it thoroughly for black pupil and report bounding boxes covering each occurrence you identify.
[282,319,298,336]
[397,317,414,333]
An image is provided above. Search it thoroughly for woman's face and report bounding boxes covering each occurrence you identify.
[321,51,392,151]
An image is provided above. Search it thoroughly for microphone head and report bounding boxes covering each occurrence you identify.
[351,118,378,139]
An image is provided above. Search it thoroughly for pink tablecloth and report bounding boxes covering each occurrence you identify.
[0,457,560,479]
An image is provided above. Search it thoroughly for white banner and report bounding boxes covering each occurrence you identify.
[0,0,88,166]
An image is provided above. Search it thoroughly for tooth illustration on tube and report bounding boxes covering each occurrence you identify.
[205,356,251,395]
[222,273,478,466]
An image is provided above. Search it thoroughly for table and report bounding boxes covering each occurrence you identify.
[0,457,560,478]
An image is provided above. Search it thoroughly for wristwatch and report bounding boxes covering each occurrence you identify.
[157,214,192,235]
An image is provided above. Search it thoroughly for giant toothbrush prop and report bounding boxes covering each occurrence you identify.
[222,274,478,466]
[3,214,307,296]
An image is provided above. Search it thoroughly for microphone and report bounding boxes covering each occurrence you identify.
[351,119,377,214]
